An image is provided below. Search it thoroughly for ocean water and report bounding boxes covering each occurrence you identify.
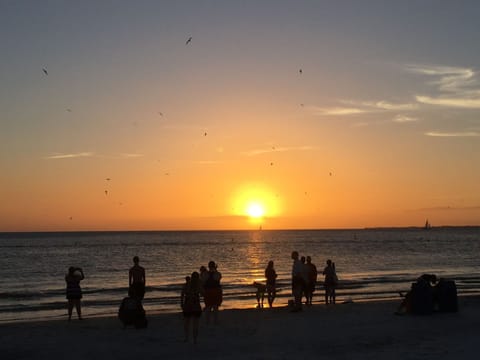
[1,227,479,323]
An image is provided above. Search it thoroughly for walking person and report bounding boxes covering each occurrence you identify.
[65,266,84,320]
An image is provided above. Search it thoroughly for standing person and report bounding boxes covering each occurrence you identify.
[65,266,84,321]
[181,272,203,344]
[300,256,309,305]
[305,256,318,306]
[291,251,304,312]
[129,256,146,301]
[265,260,277,308]
[323,259,337,305]
[203,260,222,325]
[199,265,208,286]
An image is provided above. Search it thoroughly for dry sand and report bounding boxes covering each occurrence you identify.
[1,297,479,359]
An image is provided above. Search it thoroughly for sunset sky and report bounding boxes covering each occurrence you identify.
[1,1,479,231]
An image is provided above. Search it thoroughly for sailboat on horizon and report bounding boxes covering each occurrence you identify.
[424,219,432,230]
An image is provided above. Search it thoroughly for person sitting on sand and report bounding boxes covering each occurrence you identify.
[181,271,203,343]
[253,281,266,308]
[65,266,85,321]
[129,256,146,301]
[395,274,437,315]
[203,260,222,324]
[265,260,277,308]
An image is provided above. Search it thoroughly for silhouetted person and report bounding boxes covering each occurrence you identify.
[291,251,304,312]
[323,259,337,305]
[305,256,318,305]
[129,256,146,300]
[65,266,84,320]
[181,272,203,343]
[396,274,437,315]
[118,296,147,328]
[203,261,222,324]
[265,260,277,308]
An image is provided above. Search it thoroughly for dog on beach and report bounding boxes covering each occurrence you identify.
[253,282,267,308]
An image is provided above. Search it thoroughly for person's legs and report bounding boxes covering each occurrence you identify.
[184,317,190,342]
[67,299,74,320]
[293,280,303,311]
[74,299,82,319]
[192,317,199,344]
[213,305,219,324]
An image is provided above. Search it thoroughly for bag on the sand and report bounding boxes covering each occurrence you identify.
[436,280,458,313]
[410,281,433,315]
[118,297,148,328]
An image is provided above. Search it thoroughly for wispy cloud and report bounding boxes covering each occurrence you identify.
[407,64,480,108]
[310,106,366,116]
[393,114,418,123]
[425,131,480,137]
[416,95,480,108]
[243,145,317,157]
[311,100,417,116]
[356,100,418,111]
[406,64,475,92]
[45,152,94,159]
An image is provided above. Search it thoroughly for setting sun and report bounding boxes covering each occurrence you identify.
[231,183,282,224]
[246,202,265,218]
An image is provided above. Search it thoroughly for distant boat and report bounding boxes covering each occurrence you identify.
[424,219,432,230]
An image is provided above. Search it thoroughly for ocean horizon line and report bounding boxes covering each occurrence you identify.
[1,224,479,236]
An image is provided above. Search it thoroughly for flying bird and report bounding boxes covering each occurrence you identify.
[186,36,192,45]
[105,190,108,196]
[66,108,72,112]
[158,112,164,117]
[42,68,48,75]
[299,69,303,74]
[204,132,207,136]
[105,178,111,181]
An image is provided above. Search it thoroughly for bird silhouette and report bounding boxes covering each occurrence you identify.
[186,37,192,45]
[42,68,48,75]
[105,190,108,196]
[299,69,303,74]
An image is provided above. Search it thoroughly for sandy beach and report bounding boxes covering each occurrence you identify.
[1,296,479,360]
